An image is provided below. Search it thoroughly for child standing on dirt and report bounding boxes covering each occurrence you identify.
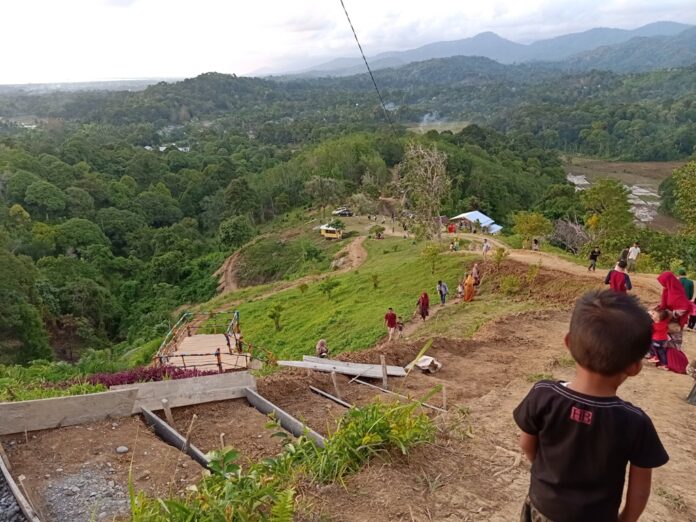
[647,308,670,369]
[605,260,632,293]
[384,307,398,342]
[396,316,405,338]
[514,290,669,522]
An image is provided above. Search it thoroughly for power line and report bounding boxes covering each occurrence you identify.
[338,0,395,130]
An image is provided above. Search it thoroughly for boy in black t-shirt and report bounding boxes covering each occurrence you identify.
[514,290,668,522]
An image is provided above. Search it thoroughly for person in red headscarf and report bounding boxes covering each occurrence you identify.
[417,291,430,321]
[658,272,692,327]
[658,271,693,352]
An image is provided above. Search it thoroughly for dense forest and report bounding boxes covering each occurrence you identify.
[2,60,696,160]
[0,102,565,365]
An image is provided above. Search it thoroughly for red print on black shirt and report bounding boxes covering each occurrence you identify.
[570,406,593,425]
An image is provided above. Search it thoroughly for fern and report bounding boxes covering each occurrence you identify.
[269,488,295,522]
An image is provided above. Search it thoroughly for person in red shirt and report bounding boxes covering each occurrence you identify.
[384,307,397,341]
[605,260,632,293]
[647,308,670,368]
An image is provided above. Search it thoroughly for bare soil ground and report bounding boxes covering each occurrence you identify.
[5,239,693,521]
[292,309,696,521]
[158,399,288,463]
[1,417,203,521]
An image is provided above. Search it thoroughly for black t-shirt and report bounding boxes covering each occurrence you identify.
[513,380,668,522]
[589,250,601,261]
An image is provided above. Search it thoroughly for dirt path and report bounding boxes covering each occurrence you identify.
[303,309,696,521]
[454,233,662,298]
[208,235,368,312]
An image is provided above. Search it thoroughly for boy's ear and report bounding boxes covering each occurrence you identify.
[564,333,570,350]
[625,359,642,377]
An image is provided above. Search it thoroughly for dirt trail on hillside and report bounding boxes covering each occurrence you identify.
[456,233,663,298]
[211,235,368,307]
[287,308,696,521]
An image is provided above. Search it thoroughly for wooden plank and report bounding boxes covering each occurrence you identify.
[0,446,42,521]
[0,388,138,436]
[353,379,447,413]
[309,386,352,408]
[141,408,209,468]
[303,356,406,376]
[244,388,325,448]
[112,371,256,413]
[279,360,405,379]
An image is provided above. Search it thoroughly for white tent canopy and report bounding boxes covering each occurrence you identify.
[450,210,502,234]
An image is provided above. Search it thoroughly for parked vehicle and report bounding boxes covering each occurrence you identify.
[332,207,353,217]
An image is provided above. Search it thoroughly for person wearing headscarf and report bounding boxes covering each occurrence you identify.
[658,271,692,327]
[463,272,475,302]
[417,291,430,321]
[315,339,329,358]
[658,271,693,350]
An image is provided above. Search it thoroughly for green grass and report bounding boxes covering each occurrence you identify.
[232,217,349,287]
[206,239,478,359]
[414,294,540,340]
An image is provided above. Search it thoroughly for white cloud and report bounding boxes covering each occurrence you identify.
[0,0,694,83]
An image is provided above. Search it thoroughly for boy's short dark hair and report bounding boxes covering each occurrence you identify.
[568,290,652,376]
[617,260,627,269]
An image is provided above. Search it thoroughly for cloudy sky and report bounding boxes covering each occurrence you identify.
[1,0,695,84]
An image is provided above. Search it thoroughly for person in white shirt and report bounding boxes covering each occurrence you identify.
[627,242,641,273]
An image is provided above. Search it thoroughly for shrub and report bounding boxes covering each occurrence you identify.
[82,366,218,388]
[500,275,521,295]
[491,247,510,269]
[369,225,385,236]
[525,261,542,288]
[318,278,341,300]
[132,395,436,521]
[268,303,284,332]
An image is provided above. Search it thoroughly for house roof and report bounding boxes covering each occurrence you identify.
[319,224,340,232]
[489,224,503,234]
[450,210,495,227]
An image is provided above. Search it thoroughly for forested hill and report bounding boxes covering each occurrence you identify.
[560,27,696,73]
[299,21,693,76]
[3,58,695,160]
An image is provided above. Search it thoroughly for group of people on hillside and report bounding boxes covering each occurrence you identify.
[597,243,693,372]
[381,264,482,342]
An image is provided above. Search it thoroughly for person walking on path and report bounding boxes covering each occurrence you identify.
[482,239,491,260]
[658,271,692,349]
[463,273,475,302]
[472,262,481,286]
[384,307,398,342]
[437,280,449,305]
[417,291,430,321]
[619,245,630,264]
[605,260,632,293]
[627,242,641,272]
[588,247,601,272]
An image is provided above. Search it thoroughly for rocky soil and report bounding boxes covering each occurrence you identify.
[0,471,26,522]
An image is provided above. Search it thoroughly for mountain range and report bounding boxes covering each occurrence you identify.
[292,21,694,77]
